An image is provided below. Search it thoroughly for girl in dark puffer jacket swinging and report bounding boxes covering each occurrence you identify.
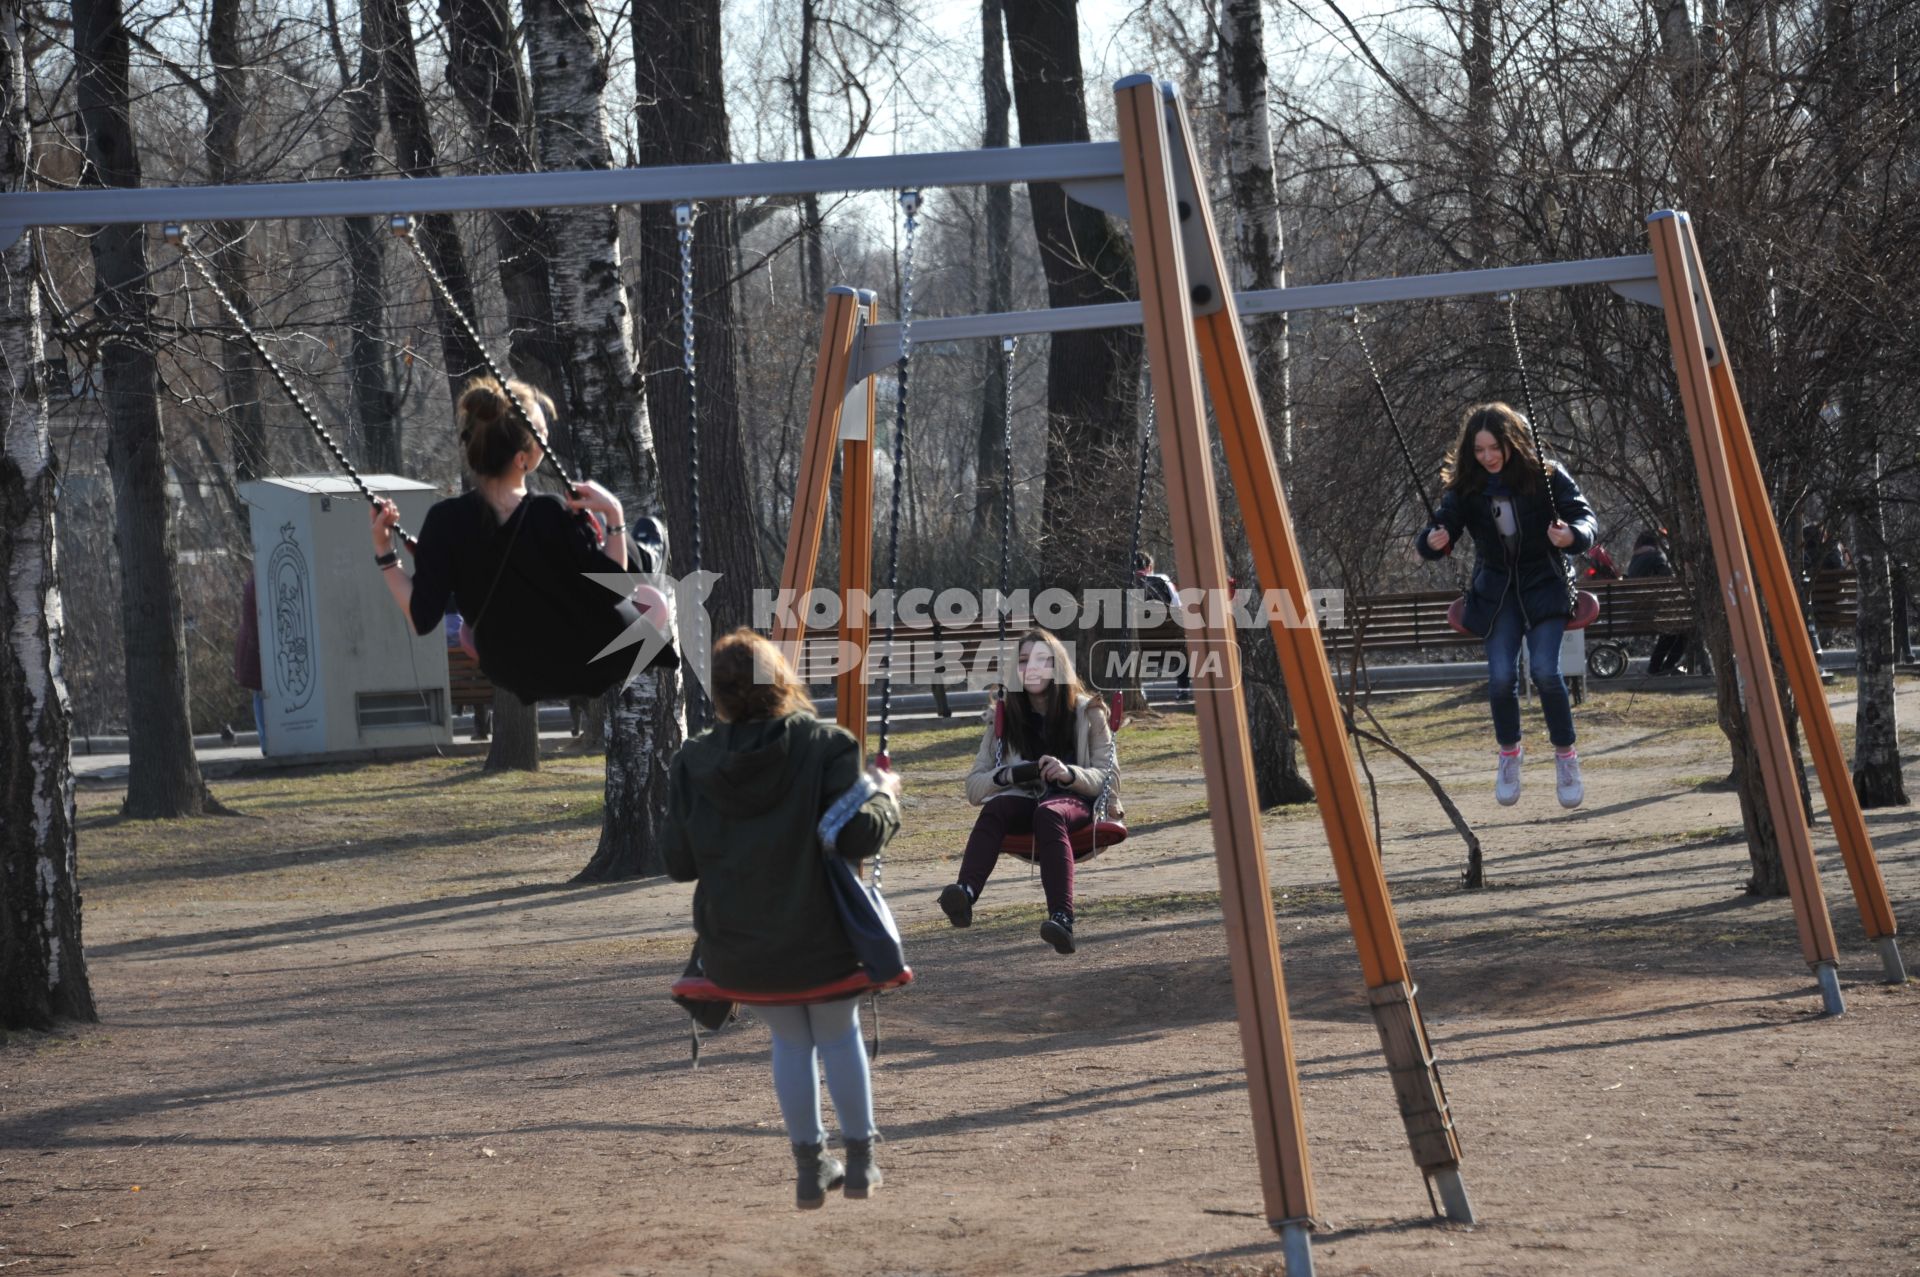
[1417,402,1598,810]
[663,629,903,1210]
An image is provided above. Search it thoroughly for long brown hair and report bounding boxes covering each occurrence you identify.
[1004,628,1086,762]
[709,628,815,723]
[1441,401,1552,499]
[457,376,558,479]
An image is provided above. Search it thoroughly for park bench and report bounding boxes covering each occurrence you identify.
[446,647,495,714]
[1807,568,1858,631]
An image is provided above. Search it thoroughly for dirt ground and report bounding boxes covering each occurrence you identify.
[4,677,1918,1276]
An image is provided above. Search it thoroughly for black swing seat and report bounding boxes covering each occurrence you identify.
[1001,819,1128,864]
[670,967,912,1007]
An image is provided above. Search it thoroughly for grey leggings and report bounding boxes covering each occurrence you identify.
[758,998,875,1146]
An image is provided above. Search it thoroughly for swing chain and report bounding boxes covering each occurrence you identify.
[874,190,920,771]
[1501,292,1578,611]
[997,335,1016,659]
[1501,292,1559,501]
[676,202,701,576]
[390,215,581,501]
[676,202,707,729]
[164,223,417,551]
[1350,307,1439,522]
[1124,372,1156,637]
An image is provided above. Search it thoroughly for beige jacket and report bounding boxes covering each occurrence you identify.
[964,693,1123,817]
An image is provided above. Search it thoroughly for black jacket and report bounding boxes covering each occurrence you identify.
[662,713,901,993]
[1626,546,1672,579]
[1416,466,1598,635]
[407,491,673,702]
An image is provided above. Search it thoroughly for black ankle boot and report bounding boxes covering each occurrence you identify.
[938,882,974,928]
[843,1137,882,1199]
[1040,910,1076,955]
[792,1140,845,1210]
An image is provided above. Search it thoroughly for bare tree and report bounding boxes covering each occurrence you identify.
[440,0,568,774]
[973,0,1014,543]
[1003,0,1142,609]
[367,0,487,407]
[74,0,212,818]
[323,0,399,474]
[1,0,95,1032]
[201,0,267,496]
[440,0,566,405]
[634,0,763,636]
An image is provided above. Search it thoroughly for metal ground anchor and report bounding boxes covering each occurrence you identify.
[1814,960,1846,1016]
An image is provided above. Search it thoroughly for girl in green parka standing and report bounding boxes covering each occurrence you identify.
[663,628,904,1210]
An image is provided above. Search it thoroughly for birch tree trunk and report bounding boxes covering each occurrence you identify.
[1,0,95,1032]
[634,0,761,636]
[1004,0,1141,615]
[972,0,1013,544]
[1219,0,1311,808]
[525,0,682,880]
[75,0,211,819]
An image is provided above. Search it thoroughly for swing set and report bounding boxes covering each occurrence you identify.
[10,72,1905,1277]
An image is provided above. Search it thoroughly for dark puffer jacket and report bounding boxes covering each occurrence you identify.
[1415,466,1598,636]
[662,712,900,993]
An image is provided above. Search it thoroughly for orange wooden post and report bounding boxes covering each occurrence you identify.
[837,293,879,753]
[774,287,863,651]
[1670,218,1905,985]
[1160,87,1472,1216]
[1648,212,1845,1012]
[1114,76,1318,1256]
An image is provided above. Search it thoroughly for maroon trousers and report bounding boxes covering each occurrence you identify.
[958,792,1091,918]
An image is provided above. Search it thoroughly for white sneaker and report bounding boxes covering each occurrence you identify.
[1555,750,1584,809]
[1495,748,1522,806]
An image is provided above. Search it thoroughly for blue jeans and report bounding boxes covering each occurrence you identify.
[758,999,875,1146]
[251,691,267,752]
[1485,596,1575,750]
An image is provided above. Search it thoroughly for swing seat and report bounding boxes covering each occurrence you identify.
[1001,819,1128,864]
[670,967,912,1007]
[1446,589,1599,636]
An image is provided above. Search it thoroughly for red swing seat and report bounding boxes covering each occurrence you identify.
[670,967,912,1007]
[1000,819,1128,863]
[1446,589,1599,637]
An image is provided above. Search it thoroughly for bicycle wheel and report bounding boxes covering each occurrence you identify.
[1588,642,1628,679]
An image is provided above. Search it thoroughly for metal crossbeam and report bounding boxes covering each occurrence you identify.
[0,142,1123,249]
[850,254,1660,381]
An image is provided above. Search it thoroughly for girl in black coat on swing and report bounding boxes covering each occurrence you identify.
[369,377,675,703]
[1417,402,1598,810]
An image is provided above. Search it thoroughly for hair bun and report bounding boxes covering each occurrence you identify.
[459,382,506,426]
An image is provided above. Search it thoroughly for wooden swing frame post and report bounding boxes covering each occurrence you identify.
[1665,215,1901,982]
[1146,83,1475,1215]
[1652,212,1903,994]
[1116,79,1474,1251]
[838,294,880,755]
[778,286,882,754]
[773,287,863,652]
[1111,79,1320,1244]
[1652,215,1844,1005]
